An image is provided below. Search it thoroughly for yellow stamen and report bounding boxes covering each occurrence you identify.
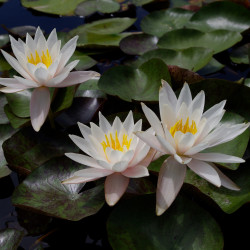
[170,117,197,137]
[101,131,132,160]
[27,49,52,68]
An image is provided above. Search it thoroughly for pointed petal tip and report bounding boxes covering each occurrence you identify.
[156,205,166,216]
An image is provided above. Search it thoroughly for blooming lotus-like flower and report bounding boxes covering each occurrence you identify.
[62,111,155,206]
[135,80,249,216]
[0,27,98,131]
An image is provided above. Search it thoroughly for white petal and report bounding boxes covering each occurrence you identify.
[105,173,129,206]
[135,131,165,153]
[129,144,150,167]
[14,76,37,87]
[190,90,205,117]
[112,161,129,172]
[123,111,134,134]
[0,87,29,93]
[202,100,226,120]
[47,28,58,49]
[160,103,176,129]
[156,135,176,154]
[78,122,91,140]
[65,153,103,169]
[0,77,29,88]
[34,26,44,44]
[212,164,240,191]
[192,153,245,163]
[141,102,164,137]
[184,142,209,155]
[160,80,177,109]
[174,154,192,164]
[45,70,69,86]
[122,165,149,178]
[26,33,36,52]
[1,50,32,80]
[156,156,186,216]
[99,112,111,133]
[177,132,195,154]
[187,159,221,187]
[34,67,49,83]
[90,122,105,141]
[52,71,99,87]
[30,87,50,132]
[176,82,192,111]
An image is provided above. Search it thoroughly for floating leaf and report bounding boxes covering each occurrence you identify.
[0,228,24,250]
[69,51,97,70]
[107,194,224,250]
[0,34,9,48]
[12,156,105,221]
[0,94,8,124]
[10,26,38,37]
[131,0,153,6]
[3,126,78,174]
[5,89,32,118]
[141,8,193,37]
[158,29,242,54]
[135,47,213,72]
[0,54,12,71]
[185,161,250,214]
[187,1,250,32]
[75,0,120,16]
[0,124,16,177]
[126,178,155,195]
[230,44,250,64]
[197,57,224,75]
[21,0,85,15]
[99,58,171,102]
[120,34,158,55]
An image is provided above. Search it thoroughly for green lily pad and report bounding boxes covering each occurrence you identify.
[131,0,153,6]
[135,47,213,72]
[0,94,9,124]
[0,228,25,250]
[202,112,249,170]
[158,29,242,54]
[0,54,12,72]
[119,33,158,55]
[126,178,156,195]
[244,78,250,88]
[2,126,78,174]
[21,0,85,15]
[5,89,32,118]
[98,58,171,102]
[107,194,224,250]
[189,79,250,120]
[75,0,120,16]
[141,8,194,37]
[185,161,250,214]
[197,57,224,75]
[4,105,30,129]
[0,34,9,48]
[187,1,250,32]
[0,124,16,177]
[230,44,250,64]
[69,51,97,70]
[12,156,105,221]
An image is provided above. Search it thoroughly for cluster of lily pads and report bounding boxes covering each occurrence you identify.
[0,0,250,249]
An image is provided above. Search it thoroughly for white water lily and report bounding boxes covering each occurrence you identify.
[135,80,249,216]
[62,111,155,206]
[0,27,98,131]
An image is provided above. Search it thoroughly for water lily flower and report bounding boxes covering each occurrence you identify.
[62,111,155,206]
[0,27,98,131]
[135,80,249,216]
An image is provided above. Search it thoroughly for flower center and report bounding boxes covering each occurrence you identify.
[27,49,52,68]
[101,131,132,154]
[170,117,197,137]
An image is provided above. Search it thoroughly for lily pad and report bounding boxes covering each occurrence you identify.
[141,8,194,37]
[158,29,242,54]
[185,161,250,214]
[75,0,120,16]
[98,58,171,102]
[189,79,250,120]
[0,124,16,177]
[69,51,97,70]
[2,126,78,174]
[197,57,224,76]
[0,34,9,48]
[21,0,85,15]
[12,156,105,221]
[0,228,24,250]
[230,44,250,65]
[126,178,156,195]
[187,1,250,32]
[4,105,30,129]
[107,194,224,250]
[119,33,158,55]
[5,89,32,118]
[0,94,8,124]
[0,54,12,72]
[135,47,213,72]
[131,0,153,6]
